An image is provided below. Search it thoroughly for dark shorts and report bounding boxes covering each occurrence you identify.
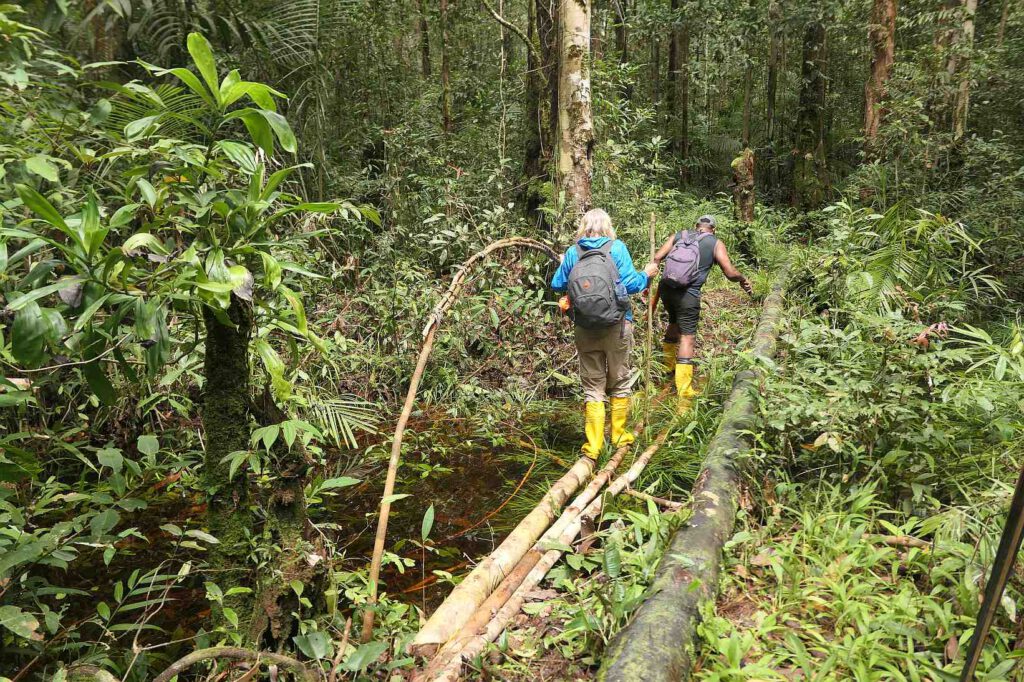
[661,285,701,335]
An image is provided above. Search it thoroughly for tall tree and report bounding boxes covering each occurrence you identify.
[525,0,558,222]
[441,0,453,134]
[952,0,978,139]
[558,0,595,219]
[863,0,897,154]
[766,0,783,147]
[419,0,432,77]
[792,20,829,208]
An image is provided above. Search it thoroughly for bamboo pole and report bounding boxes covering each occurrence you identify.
[599,267,790,682]
[415,383,672,668]
[361,238,560,642]
[430,428,673,682]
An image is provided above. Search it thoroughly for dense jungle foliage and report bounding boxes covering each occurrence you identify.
[0,0,1022,680]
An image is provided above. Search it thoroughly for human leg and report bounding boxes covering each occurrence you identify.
[674,290,701,413]
[575,326,608,458]
[607,321,636,446]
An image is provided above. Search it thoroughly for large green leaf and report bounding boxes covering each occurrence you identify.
[12,301,47,367]
[15,184,69,234]
[0,605,42,641]
[186,33,222,107]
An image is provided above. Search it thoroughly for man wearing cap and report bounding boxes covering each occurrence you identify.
[652,214,753,413]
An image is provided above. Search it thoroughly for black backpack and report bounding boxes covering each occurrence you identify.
[567,242,627,329]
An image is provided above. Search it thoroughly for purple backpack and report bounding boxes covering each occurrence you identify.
[662,230,710,288]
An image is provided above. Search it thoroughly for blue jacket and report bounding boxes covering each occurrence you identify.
[550,237,649,321]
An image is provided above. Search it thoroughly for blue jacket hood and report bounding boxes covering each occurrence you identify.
[577,237,612,249]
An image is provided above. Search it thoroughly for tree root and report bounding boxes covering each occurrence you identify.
[152,647,316,682]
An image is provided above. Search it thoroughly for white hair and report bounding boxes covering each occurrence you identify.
[575,208,617,241]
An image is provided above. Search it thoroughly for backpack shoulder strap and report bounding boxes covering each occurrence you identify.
[599,240,614,255]
[673,230,685,244]
[574,243,585,259]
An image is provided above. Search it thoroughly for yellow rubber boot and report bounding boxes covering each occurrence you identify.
[582,401,606,459]
[675,362,699,414]
[662,342,679,374]
[610,397,636,447]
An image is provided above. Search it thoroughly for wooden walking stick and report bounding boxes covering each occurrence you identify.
[645,212,657,434]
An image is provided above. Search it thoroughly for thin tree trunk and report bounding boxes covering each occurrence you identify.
[952,0,978,139]
[540,0,560,168]
[666,0,679,149]
[742,56,753,147]
[441,0,453,135]
[791,20,828,209]
[525,0,545,213]
[997,0,1011,45]
[766,0,782,146]
[614,0,628,63]
[419,0,432,77]
[679,24,690,178]
[863,0,897,155]
[651,34,660,106]
[557,0,595,222]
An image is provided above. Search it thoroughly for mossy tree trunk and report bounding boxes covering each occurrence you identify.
[731,148,755,223]
[202,300,257,630]
[791,20,828,210]
[202,299,313,646]
[598,270,790,682]
[557,0,595,223]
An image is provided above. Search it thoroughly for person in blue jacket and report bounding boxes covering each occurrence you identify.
[551,209,659,458]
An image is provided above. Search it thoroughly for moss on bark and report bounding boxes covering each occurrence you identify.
[599,267,790,682]
[202,299,257,630]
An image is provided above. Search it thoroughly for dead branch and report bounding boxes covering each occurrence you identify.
[152,647,316,682]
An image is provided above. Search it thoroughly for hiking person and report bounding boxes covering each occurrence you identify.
[551,209,659,458]
[653,214,753,413]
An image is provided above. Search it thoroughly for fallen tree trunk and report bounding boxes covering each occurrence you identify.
[431,427,674,682]
[362,238,561,641]
[598,268,790,682]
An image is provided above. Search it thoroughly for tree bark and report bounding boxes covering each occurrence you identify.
[418,0,432,77]
[791,20,828,209]
[742,56,753,148]
[863,0,897,155]
[614,0,628,62]
[997,0,1011,46]
[651,35,660,107]
[440,0,453,135]
[599,269,790,682]
[766,0,782,146]
[202,301,256,631]
[679,24,690,177]
[731,148,755,224]
[557,0,595,222]
[952,0,978,140]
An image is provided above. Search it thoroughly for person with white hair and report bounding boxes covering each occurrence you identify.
[550,209,659,458]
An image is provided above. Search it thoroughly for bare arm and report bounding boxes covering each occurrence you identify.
[653,235,676,264]
[714,241,753,293]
